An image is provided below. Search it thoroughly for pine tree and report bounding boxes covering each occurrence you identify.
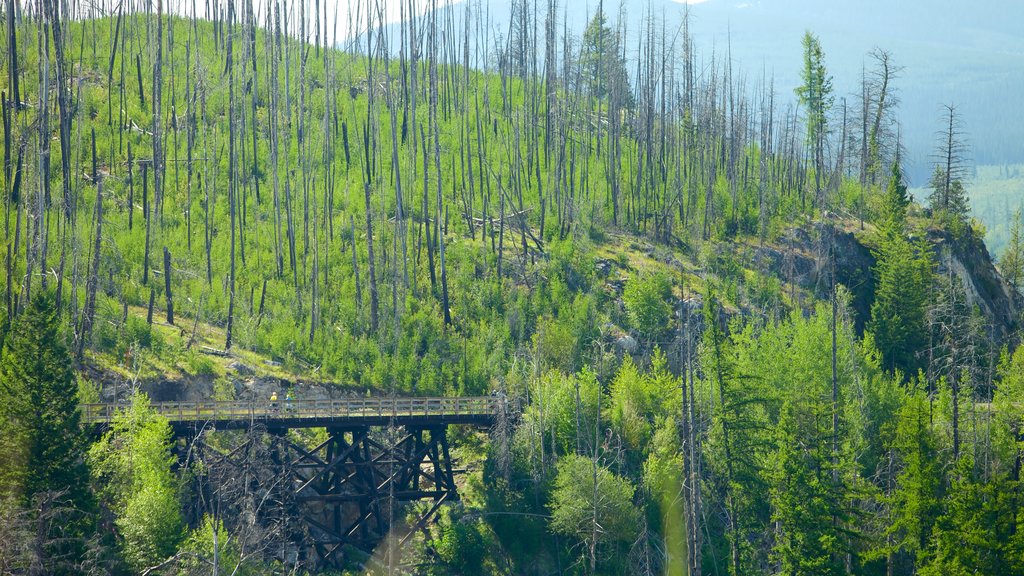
[885,383,942,568]
[769,402,845,576]
[0,291,92,572]
[879,160,910,236]
[581,11,634,108]
[999,207,1023,292]
[869,168,934,375]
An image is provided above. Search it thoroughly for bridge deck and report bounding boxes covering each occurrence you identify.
[82,396,500,430]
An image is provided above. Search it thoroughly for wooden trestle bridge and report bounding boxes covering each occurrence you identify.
[82,396,506,567]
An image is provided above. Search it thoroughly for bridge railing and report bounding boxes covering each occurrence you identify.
[81,396,500,425]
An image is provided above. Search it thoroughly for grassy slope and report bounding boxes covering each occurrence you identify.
[6,15,833,397]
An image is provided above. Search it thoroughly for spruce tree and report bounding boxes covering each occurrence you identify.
[885,383,942,567]
[999,207,1023,292]
[869,163,933,375]
[0,291,92,572]
[580,11,634,108]
[928,165,970,224]
[769,402,844,576]
[879,160,910,235]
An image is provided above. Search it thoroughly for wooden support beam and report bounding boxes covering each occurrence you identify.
[188,421,465,569]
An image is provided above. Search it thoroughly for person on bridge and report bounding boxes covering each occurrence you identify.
[285,390,294,411]
[270,391,278,411]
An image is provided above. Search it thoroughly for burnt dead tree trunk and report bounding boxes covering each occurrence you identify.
[364,182,379,333]
[152,0,165,223]
[77,181,103,361]
[225,0,238,351]
[163,246,174,325]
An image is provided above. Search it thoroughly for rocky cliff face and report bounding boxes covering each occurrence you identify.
[927,227,1022,342]
[774,222,1022,344]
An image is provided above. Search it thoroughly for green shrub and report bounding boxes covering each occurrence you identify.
[185,352,218,377]
[623,271,672,340]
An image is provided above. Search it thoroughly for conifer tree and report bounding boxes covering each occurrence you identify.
[999,207,1023,292]
[869,162,933,375]
[879,160,910,236]
[796,31,833,207]
[927,165,970,223]
[581,11,633,108]
[920,455,1021,575]
[884,383,942,568]
[0,291,92,572]
[769,402,845,576]
[927,105,971,226]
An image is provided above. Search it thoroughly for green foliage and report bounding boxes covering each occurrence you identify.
[880,160,911,234]
[994,346,1024,463]
[796,29,834,197]
[0,291,92,571]
[929,165,971,227]
[0,292,89,502]
[606,352,679,454]
[868,223,933,376]
[769,402,845,576]
[884,382,943,564]
[548,454,640,559]
[623,272,673,340]
[642,418,688,576]
[581,11,634,108]
[177,515,261,575]
[0,13,1019,576]
[88,393,183,570]
[998,207,1024,291]
[516,369,601,459]
[920,456,1023,575]
[435,510,491,575]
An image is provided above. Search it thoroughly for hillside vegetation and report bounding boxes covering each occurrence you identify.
[0,1,1023,575]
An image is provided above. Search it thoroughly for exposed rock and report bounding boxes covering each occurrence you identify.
[929,228,1022,342]
[829,226,877,334]
[752,225,874,332]
[754,222,1020,340]
[228,361,255,376]
[606,277,627,295]
[615,335,638,354]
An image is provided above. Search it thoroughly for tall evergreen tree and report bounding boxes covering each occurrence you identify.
[920,455,1022,576]
[580,11,634,108]
[0,291,92,573]
[796,30,833,207]
[868,165,933,375]
[927,165,970,224]
[884,383,943,569]
[999,207,1024,292]
[769,402,845,576]
[879,160,911,236]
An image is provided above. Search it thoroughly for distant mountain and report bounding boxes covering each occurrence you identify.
[373,0,1024,183]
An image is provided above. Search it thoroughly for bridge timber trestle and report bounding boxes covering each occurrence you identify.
[84,396,502,568]
[274,424,459,563]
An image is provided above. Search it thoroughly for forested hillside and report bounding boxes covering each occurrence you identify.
[0,0,1022,574]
